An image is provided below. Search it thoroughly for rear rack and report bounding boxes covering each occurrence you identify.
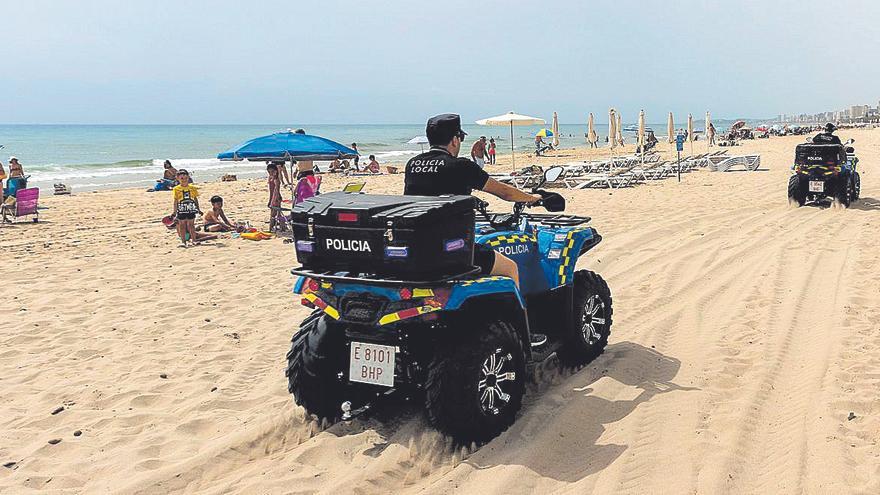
[524,213,591,226]
[290,266,482,286]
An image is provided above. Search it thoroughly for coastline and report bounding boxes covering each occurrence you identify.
[2,128,879,493]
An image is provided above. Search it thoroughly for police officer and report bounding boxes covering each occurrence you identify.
[404,113,541,288]
[813,123,842,145]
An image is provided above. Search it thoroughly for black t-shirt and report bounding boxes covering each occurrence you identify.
[812,132,841,145]
[403,148,490,196]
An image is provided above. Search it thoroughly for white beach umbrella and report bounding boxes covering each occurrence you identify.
[637,109,646,162]
[608,108,617,150]
[551,111,560,147]
[407,135,429,152]
[687,113,694,156]
[476,111,545,170]
[588,113,597,145]
[667,112,675,144]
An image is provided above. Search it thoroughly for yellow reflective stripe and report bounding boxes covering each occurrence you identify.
[378,305,443,326]
[324,306,340,320]
[302,293,339,320]
[412,288,434,298]
[379,313,400,325]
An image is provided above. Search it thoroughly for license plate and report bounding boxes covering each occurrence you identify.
[809,181,824,193]
[349,341,396,387]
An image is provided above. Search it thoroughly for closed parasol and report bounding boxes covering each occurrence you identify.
[588,113,597,146]
[637,109,646,162]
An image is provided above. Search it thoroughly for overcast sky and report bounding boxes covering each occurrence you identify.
[2,0,879,124]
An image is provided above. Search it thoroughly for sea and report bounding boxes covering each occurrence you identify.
[0,120,753,193]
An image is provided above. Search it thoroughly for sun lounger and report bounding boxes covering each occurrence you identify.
[712,154,761,172]
[565,166,638,189]
[1,187,39,223]
[54,183,72,195]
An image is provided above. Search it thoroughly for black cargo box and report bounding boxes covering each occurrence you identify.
[291,192,476,278]
[795,143,845,166]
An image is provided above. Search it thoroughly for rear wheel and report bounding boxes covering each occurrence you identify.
[425,320,526,443]
[557,270,613,367]
[788,174,806,207]
[835,174,852,208]
[285,312,348,422]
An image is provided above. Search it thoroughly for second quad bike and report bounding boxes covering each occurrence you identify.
[284,167,613,443]
[788,139,860,207]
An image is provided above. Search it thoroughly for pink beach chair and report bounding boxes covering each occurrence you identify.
[2,187,40,223]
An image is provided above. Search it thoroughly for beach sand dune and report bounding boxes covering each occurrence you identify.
[1,130,879,494]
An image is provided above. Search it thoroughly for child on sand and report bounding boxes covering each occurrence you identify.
[267,163,282,231]
[204,195,235,232]
[171,169,200,247]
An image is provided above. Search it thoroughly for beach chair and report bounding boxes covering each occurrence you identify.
[566,166,637,189]
[633,160,670,180]
[712,154,761,172]
[53,183,72,195]
[1,187,39,223]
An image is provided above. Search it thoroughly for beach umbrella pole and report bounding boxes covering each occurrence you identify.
[510,122,515,171]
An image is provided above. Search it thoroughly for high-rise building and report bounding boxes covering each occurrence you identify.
[851,105,869,119]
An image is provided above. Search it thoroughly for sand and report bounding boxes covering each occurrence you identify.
[1,129,879,494]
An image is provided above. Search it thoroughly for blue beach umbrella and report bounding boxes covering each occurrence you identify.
[218,130,358,161]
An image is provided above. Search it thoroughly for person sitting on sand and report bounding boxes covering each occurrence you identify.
[204,195,235,232]
[366,155,381,173]
[147,160,178,192]
[163,160,177,180]
[171,169,200,247]
[328,158,347,173]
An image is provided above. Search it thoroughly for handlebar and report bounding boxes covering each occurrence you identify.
[475,189,566,230]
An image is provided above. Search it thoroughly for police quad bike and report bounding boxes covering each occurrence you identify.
[284,166,612,443]
[788,138,860,207]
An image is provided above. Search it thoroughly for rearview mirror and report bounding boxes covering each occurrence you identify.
[544,166,564,183]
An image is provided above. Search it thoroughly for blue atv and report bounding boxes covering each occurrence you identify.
[285,167,612,443]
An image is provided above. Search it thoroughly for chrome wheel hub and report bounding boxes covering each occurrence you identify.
[581,294,606,344]
[478,348,516,415]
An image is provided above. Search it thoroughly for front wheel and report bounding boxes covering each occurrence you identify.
[425,320,526,443]
[853,172,861,201]
[557,270,613,367]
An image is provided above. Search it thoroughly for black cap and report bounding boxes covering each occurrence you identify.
[825,122,837,133]
[426,114,467,146]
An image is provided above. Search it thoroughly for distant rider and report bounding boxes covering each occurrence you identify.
[812,123,842,145]
[404,113,541,288]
